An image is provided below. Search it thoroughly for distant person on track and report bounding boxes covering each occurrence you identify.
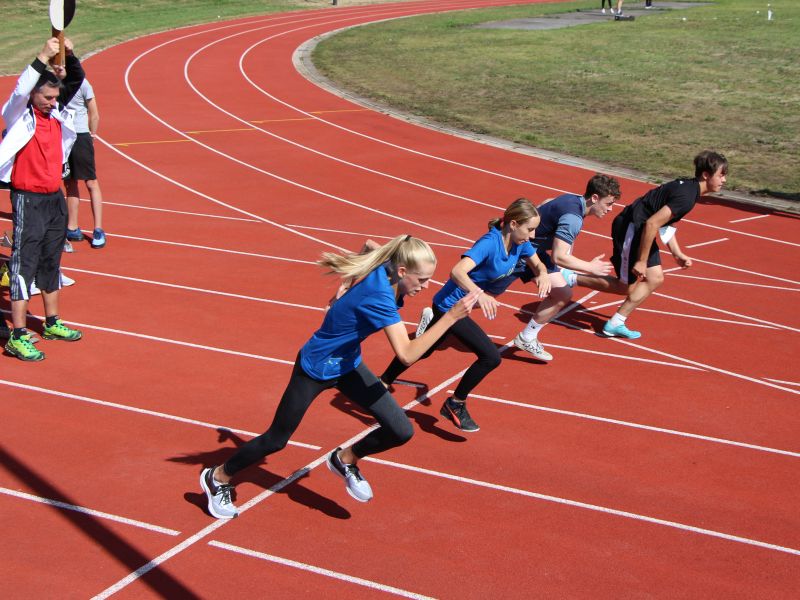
[601,0,614,14]
[513,174,621,359]
[561,150,728,339]
[0,37,85,362]
[64,78,106,249]
[380,198,551,433]
[200,235,479,519]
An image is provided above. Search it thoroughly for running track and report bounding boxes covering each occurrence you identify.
[1,1,798,597]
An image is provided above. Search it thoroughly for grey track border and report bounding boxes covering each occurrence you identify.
[294,23,798,215]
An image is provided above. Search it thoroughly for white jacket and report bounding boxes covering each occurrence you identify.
[0,59,79,184]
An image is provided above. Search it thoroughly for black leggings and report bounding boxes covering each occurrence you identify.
[602,0,613,7]
[223,358,414,477]
[380,307,501,401]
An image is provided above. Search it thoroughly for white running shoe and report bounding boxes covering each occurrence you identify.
[61,273,76,287]
[513,333,554,361]
[200,467,238,519]
[327,448,373,502]
[415,307,434,338]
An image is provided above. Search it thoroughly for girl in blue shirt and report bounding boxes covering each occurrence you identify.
[380,199,550,433]
[200,235,479,519]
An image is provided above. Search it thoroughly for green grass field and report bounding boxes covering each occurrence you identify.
[312,0,799,196]
[1,0,796,196]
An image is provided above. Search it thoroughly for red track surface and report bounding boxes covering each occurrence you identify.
[2,1,798,597]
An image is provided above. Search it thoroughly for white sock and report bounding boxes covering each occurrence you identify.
[609,312,627,328]
[521,319,545,341]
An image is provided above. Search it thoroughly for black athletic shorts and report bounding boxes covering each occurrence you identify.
[8,189,67,300]
[66,132,97,181]
[610,213,661,285]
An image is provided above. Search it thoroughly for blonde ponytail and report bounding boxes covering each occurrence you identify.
[319,235,436,281]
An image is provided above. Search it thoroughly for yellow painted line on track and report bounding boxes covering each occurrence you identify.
[114,109,369,147]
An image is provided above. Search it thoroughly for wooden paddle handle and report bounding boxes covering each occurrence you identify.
[51,27,65,67]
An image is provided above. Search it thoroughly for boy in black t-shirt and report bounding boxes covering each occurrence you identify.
[561,150,728,339]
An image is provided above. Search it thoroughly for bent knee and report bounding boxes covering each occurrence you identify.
[394,420,415,445]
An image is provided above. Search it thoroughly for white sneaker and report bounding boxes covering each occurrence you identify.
[513,333,553,361]
[30,281,41,296]
[416,307,434,338]
[61,273,76,287]
[327,448,373,502]
[200,467,238,519]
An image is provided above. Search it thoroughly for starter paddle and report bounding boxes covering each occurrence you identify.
[49,0,76,66]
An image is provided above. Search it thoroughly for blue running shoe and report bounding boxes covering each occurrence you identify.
[66,228,84,242]
[602,321,642,339]
[91,228,106,249]
[560,267,577,287]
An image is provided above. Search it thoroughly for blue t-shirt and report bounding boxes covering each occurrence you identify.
[300,264,402,380]
[433,227,534,311]
[534,193,586,271]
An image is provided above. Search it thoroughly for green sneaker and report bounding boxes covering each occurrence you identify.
[5,334,45,361]
[42,319,82,341]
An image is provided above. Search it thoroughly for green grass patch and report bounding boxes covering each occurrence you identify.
[313,0,800,195]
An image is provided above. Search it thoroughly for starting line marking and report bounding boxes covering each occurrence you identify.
[0,486,181,537]
[729,214,770,224]
[208,540,435,599]
[685,237,729,249]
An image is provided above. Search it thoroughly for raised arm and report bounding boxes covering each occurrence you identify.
[58,39,85,106]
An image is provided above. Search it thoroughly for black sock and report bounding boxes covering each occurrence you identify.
[12,327,27,339]
[45,315,59,327]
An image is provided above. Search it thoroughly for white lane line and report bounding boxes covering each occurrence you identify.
[538,343,705,370]
[685,237,728,249]
[363,456,800,557]
[0,487,181,536]
[186,27,503,212]
[90,348,472,599]
[208,541,435,599]
[121,16,476,245]
[763,378,800,388]
[53,268,325,312]
[730,214,769,224]
[683,217,800,248]
[286,224,471,250]
[498,297,799,395]
[689,256,800,285]
[634,308,780,329]
[665,273,800,293]
[77,197,259,222]
[0,306,300,365]
[78,231,319,264]
[0,379,321,451]
[459,391,800,458]
[654,291,800,334]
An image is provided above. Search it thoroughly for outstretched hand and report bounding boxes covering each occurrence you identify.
[588,253,613,276]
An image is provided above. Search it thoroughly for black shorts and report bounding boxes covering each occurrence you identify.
[8,189,68,300]
[66,132,97,181]
[610,214,661,285]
